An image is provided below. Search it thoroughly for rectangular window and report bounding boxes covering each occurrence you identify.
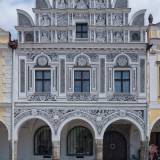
[35,70,51,92]
[115,71,130,93]
[76,23,88,38]
[74,71,90,92]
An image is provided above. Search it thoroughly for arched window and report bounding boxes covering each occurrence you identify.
[34,126,52,155]
[67,126,93,156]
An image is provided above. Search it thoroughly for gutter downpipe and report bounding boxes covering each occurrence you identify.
[9,35,17,160]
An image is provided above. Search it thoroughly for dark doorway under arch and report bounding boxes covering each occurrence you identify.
[103,131,127,160]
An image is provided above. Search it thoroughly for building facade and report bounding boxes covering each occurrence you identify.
[147,15,160,149]
[0,0,148,160]
[0,29,13,160]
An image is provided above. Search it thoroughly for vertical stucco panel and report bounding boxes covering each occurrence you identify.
[2,49,12,103]
[0,49,6,102]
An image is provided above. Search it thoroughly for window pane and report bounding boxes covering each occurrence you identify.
[123,71,130,79]
[34,126,52,155]
[76,33,81,38]
[36,71,42,79]
[115,71,121,79]
[123,81,130,92]
[83,81,90,92]
[76,25,82,32]
[82,25,88,32]
[44,81,51,92]
[83,71,90,79]
[82,33,88,38]
[75,81,81,92]
[36,81,42,92]
[115,81,121,93]
[44,71,51,79]
[75,71,81,79]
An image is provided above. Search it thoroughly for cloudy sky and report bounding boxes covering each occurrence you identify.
[0,0,159,39]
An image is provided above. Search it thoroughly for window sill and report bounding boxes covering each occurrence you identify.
[75,38,89,42]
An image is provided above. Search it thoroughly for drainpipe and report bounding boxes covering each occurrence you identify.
[9,33,18,160]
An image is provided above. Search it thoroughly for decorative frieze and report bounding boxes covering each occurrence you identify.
[67,93,98,101]
[73,13,90,19]
[14,108,145,135]
[107,94,137,101]
[27,94,57,101]
[57,0,68,9]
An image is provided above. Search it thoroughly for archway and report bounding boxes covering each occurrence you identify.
[103,119,142,160]
[17,118,53,160]
[0,121,9,160]
[150,119,160,148]
[60,119,95,160]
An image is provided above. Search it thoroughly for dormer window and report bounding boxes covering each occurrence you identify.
[76,23,88,38]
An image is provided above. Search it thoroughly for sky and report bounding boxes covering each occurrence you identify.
[0,0,159,39]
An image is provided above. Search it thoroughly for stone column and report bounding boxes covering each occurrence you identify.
[9,140,12,160]
[52,141,60,160]
[140,141,146,160]
[95,139,103,160]
[14,140,18,160]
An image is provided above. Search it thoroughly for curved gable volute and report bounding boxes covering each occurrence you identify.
[17,9,35,26]
[130,9,146,26]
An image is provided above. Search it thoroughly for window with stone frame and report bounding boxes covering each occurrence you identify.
[114,71,130,93]
[74,70,90,92]
[35,70,51,92]
[76,23,88,38]
[130,31,141,42]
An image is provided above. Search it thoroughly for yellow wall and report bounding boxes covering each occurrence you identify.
[0,108,6,122]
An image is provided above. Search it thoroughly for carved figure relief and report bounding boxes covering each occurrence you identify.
[112,13,123,26]
[57,13,68,26]
[57,0,68,8]
[75,0,89,9]
[41,31,51,43]
[57,31,68,42]
[96,13,106,26]
[96,30,106,43]
[113,31,124,43]
[40,13,51,26]
[96,0,105,8]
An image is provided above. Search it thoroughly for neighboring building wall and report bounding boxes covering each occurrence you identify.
[0,29,12,160]
[147,22,160,137]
